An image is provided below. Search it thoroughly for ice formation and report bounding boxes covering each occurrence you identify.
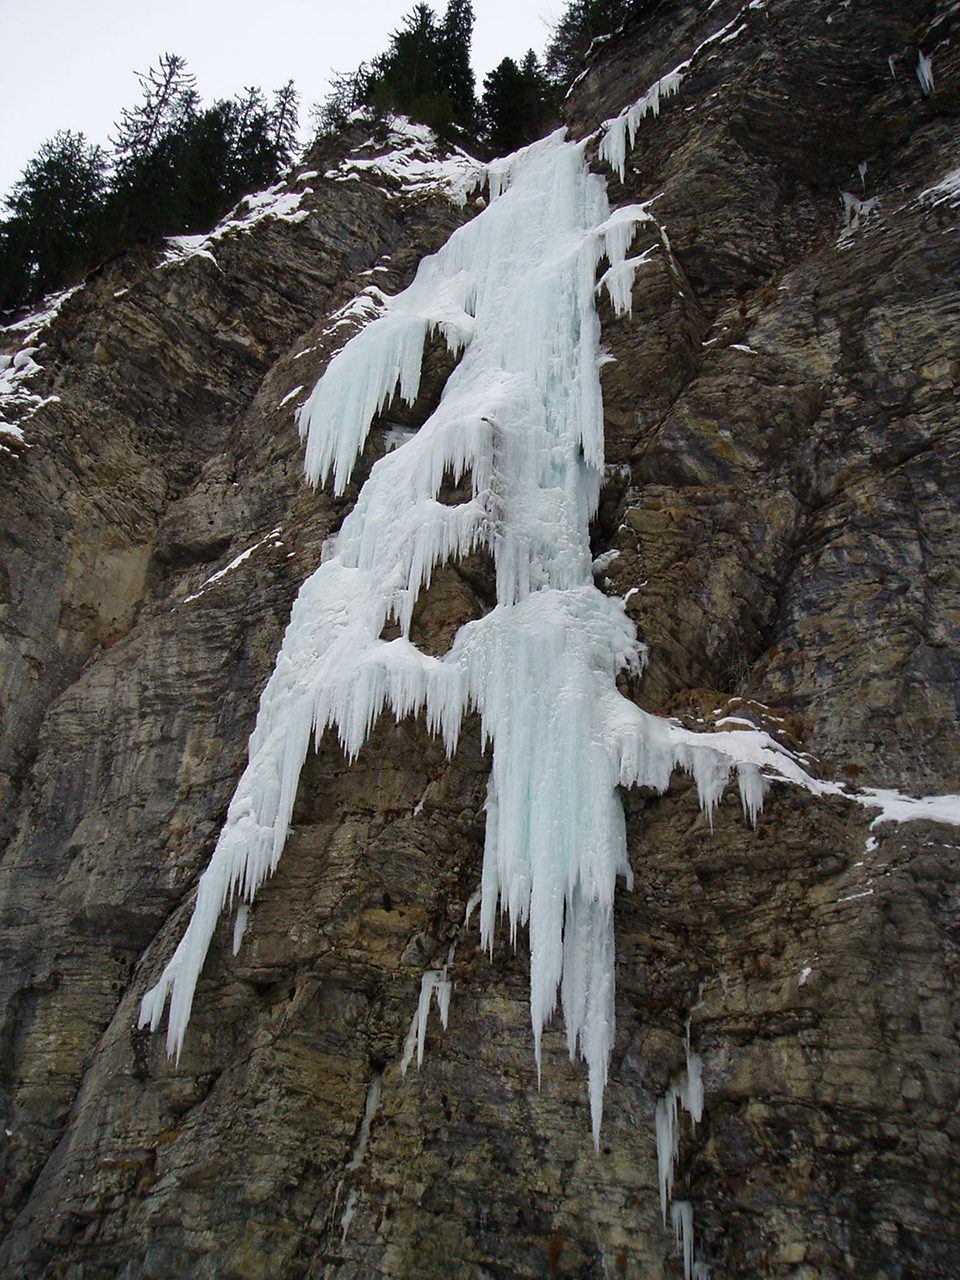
[0,284,77,453]
[838,191,880,244]
[399,889,480,1075]
[657,1036,705,1280]
[917,50,935,96]
[140,124,781,1143]
[597,0,767,181]
[138,43,960,1149]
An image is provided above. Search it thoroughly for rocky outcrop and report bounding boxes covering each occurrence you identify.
[1,3,958,1277]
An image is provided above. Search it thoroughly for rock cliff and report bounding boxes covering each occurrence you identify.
[1,2,959,1277]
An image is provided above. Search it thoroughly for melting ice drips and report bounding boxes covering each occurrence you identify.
[140,127,764,1142]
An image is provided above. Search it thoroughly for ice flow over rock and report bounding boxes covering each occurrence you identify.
[140,127,763,1142]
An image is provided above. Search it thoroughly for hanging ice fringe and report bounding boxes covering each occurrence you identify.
[141,127,767,1143]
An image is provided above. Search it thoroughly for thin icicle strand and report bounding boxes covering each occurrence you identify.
[140,126,765,1140]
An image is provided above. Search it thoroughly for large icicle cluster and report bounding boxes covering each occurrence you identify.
[141,127,765,1141]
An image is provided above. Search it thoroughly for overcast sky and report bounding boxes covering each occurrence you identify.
[0,0,560,200]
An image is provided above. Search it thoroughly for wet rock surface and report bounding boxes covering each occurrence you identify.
[1,2,959,1276]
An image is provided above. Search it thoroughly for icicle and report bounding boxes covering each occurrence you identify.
[399,968,450,1075]
[655,1086,682,1223]
[657,1031,706,1274]
[598,71,685,181]
[671,1201,695,1280]
[346,1072,383,1170]
[231,904,249,955]
[736,762,766,826]
[340,1187,358,1243]
[595,0,765,181]
[917,51,934,96]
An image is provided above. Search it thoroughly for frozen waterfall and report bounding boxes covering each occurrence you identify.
[140,126,764,1143]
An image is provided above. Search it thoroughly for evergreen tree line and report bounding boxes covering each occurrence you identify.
[317,0,554,152]
[1,0,641,314]
[0,54,298,312]
[317,0,642,155]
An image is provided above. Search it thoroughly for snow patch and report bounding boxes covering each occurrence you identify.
[160,184,310,269]
[327,115,483,207]
[184,527,283,603]
[858,788,960,829]
[0,284,80,338]
[0,285,80,452]
[919,167,960,209]
[278,385,304,409]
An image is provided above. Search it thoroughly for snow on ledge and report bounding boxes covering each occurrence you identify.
[160,185,311,269]
[325,115,483,208]
[0,283,81,341]
[857,788,960,830]
[183,527,283,603]
[0,284,80,455]
[658,713,960,834]
[919,166,960,209]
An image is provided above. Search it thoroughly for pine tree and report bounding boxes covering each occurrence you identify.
[175,101,241,230]
[268,81,300,168]
[481,51,554,156]
[545,0,637,87]
[112,53,198,171]
[0,56,303,313]
[362,2,475,136]
[229,87,275,193]
[0,131,106,308]
[439,0,476,126]
[365,3,441,116]
[313,65,369,135]
[107,53,201,244]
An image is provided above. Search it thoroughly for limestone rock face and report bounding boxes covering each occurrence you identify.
[1,4,959,1277]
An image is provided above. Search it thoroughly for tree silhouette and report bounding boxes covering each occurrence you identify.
[481,51,555,156]
[268,81,300,167]
[439,0,476,127]
[545,0,637,87]
[0,54,302,314]
[112,53,198,172]
[361,1,475,136]
[0,131,106,308]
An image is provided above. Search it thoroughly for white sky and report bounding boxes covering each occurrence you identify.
[0,0,561,200]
